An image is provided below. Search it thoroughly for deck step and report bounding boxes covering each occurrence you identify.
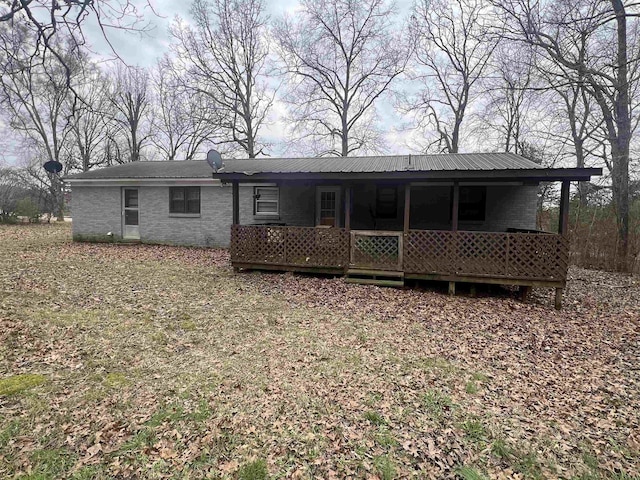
[345,268,405,287]
[346,269,404,278]
[344,277,405,287]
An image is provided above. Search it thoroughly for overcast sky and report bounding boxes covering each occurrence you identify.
[78,0,418,159]
[1,0,437,167]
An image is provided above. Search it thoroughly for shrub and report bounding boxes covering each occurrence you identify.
[15,197,40,223]
[0,211,18,224]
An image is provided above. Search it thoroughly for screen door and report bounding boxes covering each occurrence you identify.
[122,188,140,239]
[316,187,341,227]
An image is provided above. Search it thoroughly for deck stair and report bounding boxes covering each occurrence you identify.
[345,268,405,287]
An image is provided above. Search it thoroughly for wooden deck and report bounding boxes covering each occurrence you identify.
[230,225,569,287]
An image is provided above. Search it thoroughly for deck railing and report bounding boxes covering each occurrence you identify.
[231,225,569,283]
[231,225,350,269]
[404,230,569,281]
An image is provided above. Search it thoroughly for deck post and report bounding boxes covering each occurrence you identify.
[345,184,351,231]
[404,183,411,233]
[519,286,532,302]
[448,281,456,295]
[232,180,239,225]
[451,181,460,231]
[554,288,563,310]
[558,180,570,235]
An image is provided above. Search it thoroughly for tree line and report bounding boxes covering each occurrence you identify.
[0,0,638,270]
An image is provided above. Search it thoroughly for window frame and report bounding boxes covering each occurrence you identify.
[375,185,398,219]
[169,186,201,215]
[253,186,279,216]
[453,186,486,222]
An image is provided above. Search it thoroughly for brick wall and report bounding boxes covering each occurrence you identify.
[408,185,538,231]
[71,186,123,240]
[238,184,316,227]
[71,182,539,247]
[71,183,251,247]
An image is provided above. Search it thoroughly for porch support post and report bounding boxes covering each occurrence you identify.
[404,183,411,233]
[232,181,239,225]
[554,180,570,310]
[558,180,570,235]
[451,181,460,231]
[344,184,351,231]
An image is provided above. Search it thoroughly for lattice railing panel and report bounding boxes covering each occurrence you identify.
[350,232,402,270]
[285,227,350,267]
[404,230,455,273]
[231,225,285,264]
[232,226,569,282]
[404,230,569,281]
[507,233,569,280]
[231,225,349,268]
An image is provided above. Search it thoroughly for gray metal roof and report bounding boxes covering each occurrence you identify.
[65,160,213,180]
[64,153,601,183]
[219,152,543,174]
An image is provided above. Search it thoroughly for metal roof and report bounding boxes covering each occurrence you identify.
[64,153,601,183]
[219,152,543,174]
[65,160,213,180]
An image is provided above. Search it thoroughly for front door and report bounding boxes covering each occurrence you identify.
[122,188,140,239]
[316,187,341,227]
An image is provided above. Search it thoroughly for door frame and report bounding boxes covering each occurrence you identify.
[122,188,140,240]
[315,186,341,227]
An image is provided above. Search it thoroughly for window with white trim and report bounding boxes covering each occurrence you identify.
[169,186,200,214]
[254,187,279,215]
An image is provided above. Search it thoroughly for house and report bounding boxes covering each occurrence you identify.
[65,153,601,308]
[65,161,233,246]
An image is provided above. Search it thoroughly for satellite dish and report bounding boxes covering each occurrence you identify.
[206,149,223,171]
[43,160,63,174]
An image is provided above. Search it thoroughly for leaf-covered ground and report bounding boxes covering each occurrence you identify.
[0,224,638,479]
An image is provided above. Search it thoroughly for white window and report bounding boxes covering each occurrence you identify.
[254,187,279,215]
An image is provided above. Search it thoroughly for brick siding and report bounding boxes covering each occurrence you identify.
[71,182,538,247]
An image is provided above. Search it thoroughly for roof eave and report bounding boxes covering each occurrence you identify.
[212,167,603,183]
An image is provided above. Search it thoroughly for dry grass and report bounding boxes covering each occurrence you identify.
[0,223,638,479]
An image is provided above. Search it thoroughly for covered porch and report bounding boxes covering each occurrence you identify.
[214,154,601,309]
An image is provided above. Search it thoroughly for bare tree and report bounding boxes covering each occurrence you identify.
[170,0,272,158]
[478,43,538,154]
[493,0,640,269]
[0,26,75,219]
[108,65,152,163]
[274,0,408,157]
[0,1,152,87]
[65,65,115,171]
[554,80,605,204]
[150,57,222,160]
[409,0,500,153]
[0,167,25,220]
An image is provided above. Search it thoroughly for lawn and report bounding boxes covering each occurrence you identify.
[0,223,638,479]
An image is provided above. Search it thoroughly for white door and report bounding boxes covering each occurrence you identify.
[122,188,140,239]
[315,187,341,227]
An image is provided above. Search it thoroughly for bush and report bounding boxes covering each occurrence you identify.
[0,211,18,224]
[15,198,41,223]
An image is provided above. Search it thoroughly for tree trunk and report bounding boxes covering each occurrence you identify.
[341,115,349,157]
[611,0,631,271]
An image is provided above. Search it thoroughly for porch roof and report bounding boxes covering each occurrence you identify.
[213,153,601,182]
